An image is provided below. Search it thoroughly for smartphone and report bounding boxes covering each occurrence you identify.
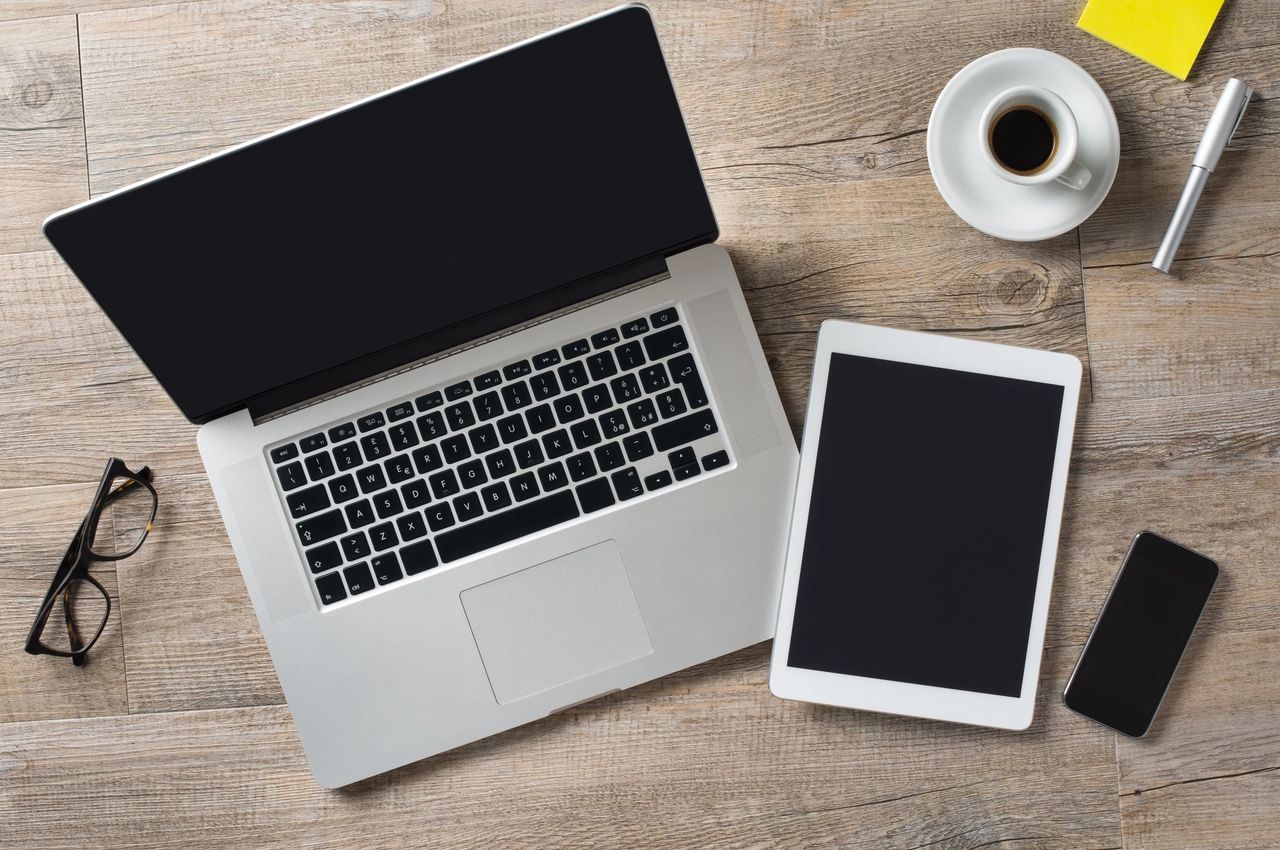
[1063,531,1218,737]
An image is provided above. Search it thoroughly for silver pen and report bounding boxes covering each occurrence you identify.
[1153,78,1253,274]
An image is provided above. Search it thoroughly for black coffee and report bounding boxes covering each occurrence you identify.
[990,107,1056,174]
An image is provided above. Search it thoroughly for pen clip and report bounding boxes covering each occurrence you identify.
[1226,83,1253,148]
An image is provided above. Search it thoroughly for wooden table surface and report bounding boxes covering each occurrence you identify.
[1,2,1277,848]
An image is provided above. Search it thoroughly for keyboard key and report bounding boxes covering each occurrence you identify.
[600,410,629,438]
[643,325,689,360]
[582,384,612,414]
[702,450,730,471]
[429,469,460,499]
[485,449,516,478]
[586,350,617,382]
[469,424,499,454]
[577,478,615,513]
[537,462,569,492]
[611,468,644,501]
[473,391,503,421]
[591,328,620,349]
[650,306,679,327]
[653,410,719,452]
[615,341,645,371]
[458,459,488,489]
[357,464,387,494]
[371,552,403,585]
[674,462,701,481]
[425,502,455,531]
[627,399,659,429]
[414,391,443,412]
[621,318,649,338]
[475,370,502,390]
[435,491,578,562]
[441,435,471,464]
[542,429,572,459]
[305,452,336,481]
[567,452,597,482]
[533,349,561,370]
[369,522,399,551]
[501,381,532,411]
[329,422,357,443]
[300,433,327,453]
[287,484,330,519]
[594,441,625,471]
[417,411,447,441]
[386,401,415,422]
[558,361,588,391]
[570,419,602,449]
[344,499,375,528]
[623,432,654,462]
[453,492,484,522]
[373,489,403,519]
[306,541,342,574]
[395,511,428,541]
[644,470,673,491]
[497,414,528,443]
[525,404,555,433]
[328,474,359,503]
[343,562,375,596]
[316,572,347,605]
[411,443,443,474]
[610,374,642,403]
[361,432,391,461]
[276,461,306,491]
[510,472,539,502]
[334,442,362,471]
[530,372,560,401]
[669,447,696,469]
[669,353,708,408]
[655,389,687,419]
[297,510,346,546]
[401,478,432,508]
[554,394,585,424]
[358,412,385,432]
[270,444,298,464]
[562,339,590,359]
[446,401,475,430]
[480,481,512,512]
[639,363,670,393]
[389,422,419,450]
[384,454,414,484]
[514,439,545,469]
[503,360,532,380]
[445,380,472,401]
[400,540,438,575]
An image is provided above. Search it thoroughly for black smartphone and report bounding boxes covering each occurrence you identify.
[1063,531,1218,737]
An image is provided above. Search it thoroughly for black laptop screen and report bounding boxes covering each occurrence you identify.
[44,7,715,423]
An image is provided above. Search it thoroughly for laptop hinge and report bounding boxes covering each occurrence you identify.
[248,261,671,425]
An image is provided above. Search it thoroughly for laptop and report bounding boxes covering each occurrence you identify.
[42,4,797,787]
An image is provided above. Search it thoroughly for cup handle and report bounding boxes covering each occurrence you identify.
[1055,160,1092,191]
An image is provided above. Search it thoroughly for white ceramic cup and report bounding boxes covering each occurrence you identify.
[978,85,1092,190]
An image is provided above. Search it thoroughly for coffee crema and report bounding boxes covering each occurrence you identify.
[989,106,1057,175]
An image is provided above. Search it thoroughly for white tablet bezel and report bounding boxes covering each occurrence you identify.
[768,320,1082,730]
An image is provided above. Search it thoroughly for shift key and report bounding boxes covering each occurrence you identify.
[652,409,718,452]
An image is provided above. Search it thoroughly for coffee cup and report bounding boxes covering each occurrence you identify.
[978,86,1092,190]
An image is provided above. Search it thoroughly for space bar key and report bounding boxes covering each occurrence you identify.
[434,491,580,563]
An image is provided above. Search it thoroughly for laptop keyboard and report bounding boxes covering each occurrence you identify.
[267,305,733,608]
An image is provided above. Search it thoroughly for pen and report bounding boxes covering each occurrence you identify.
[1152,78,1253,274]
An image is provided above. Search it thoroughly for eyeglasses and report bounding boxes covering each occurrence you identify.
[24,458,157,667]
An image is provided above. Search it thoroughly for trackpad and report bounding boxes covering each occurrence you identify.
[461,541,653,705]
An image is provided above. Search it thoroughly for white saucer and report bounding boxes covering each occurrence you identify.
[927,48,1120,241]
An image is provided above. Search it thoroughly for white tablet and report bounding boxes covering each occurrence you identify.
[769,320,1082,730]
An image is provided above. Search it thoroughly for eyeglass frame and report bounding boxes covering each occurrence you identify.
[24,458,156,666]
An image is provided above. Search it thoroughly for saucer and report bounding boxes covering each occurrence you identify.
[927,48,1120,241]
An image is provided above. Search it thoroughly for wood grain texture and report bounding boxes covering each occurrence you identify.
[0,15,87,255]
[0,1,192,23]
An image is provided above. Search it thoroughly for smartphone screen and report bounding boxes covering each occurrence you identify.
[1063,532,1218,736]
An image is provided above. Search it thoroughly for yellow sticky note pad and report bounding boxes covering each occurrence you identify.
[1077,0,1226,80]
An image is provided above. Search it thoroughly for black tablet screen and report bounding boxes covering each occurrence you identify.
[787,353,1065,697]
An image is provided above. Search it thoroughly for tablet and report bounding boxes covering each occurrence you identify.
[769,321,1082,730]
